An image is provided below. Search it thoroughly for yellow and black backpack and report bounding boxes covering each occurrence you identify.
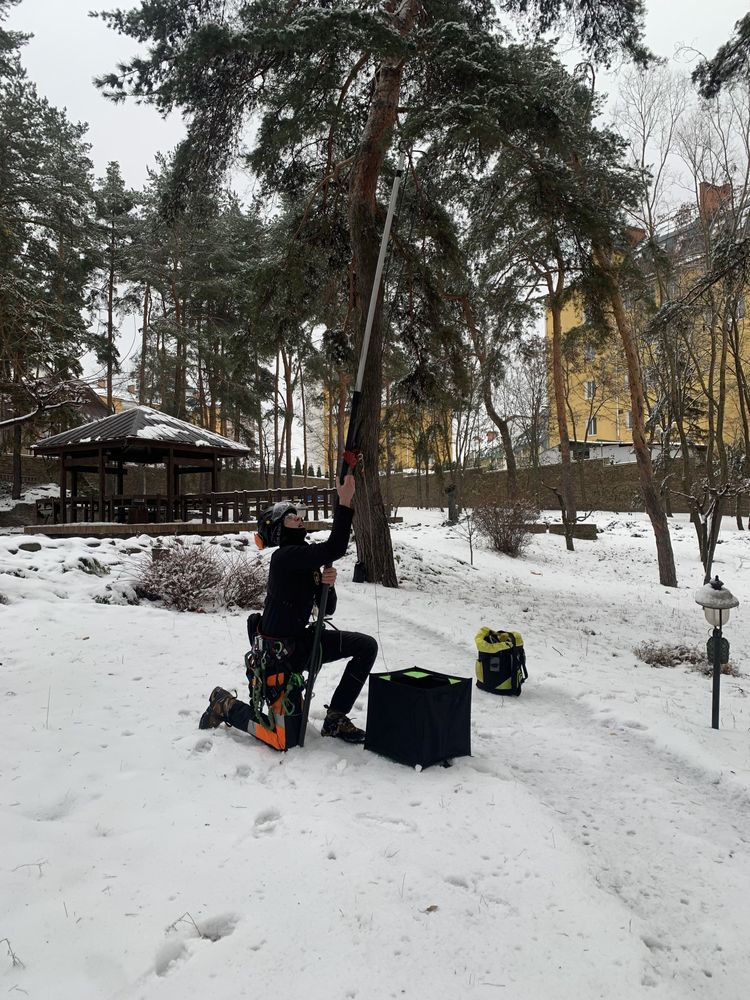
[475,627,528,696]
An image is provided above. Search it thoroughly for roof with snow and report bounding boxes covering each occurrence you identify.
[32,405,251,458]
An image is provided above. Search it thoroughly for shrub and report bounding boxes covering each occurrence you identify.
[634,640,739,676]
[134,542,265,613]
[219,552,267,609]
[473,494,540,557]
[136,544,224,612]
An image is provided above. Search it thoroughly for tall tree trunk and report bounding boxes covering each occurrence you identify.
[453,292,519,493]
[547,268,578,532]
[106,225,115,412]
[383,376,393,513]
[327,367,335,485]
[483,388,517,494]
[337,369,347,462]
[346,0,420,587]
[170,263,187,419]
[299,359,308,485]
[280,345,294,488]
[595,245,677,587]
[255,354,266,486]
[273,352,281,489]
[139,283,150,405]
[705,297,719,486]
[715,311,729,483]
[207,337,219,433]
[219,339,228,437]
[11,421,21,500]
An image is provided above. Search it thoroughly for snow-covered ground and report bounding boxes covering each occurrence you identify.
[2,504,750,999]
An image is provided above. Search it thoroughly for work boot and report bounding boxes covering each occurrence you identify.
[198,687,237,730]
[321,709,365,744]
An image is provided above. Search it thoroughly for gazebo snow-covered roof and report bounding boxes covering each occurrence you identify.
[33,405,249,457]
[32,406,251,525]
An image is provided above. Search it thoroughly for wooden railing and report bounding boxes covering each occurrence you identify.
[37,487,337,526]
[179,488,336,524]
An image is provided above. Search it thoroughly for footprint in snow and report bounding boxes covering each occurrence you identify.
[355,812,417,833]
[254,807,281,834]
[193,738,213,753]
[445,874,470,889]
[155,913,239,976]
[199,912,240,942]
[155,938,189,977]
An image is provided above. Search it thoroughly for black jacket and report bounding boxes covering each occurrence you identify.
[260,504,353,638]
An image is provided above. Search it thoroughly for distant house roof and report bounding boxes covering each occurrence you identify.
[32,405,251,457]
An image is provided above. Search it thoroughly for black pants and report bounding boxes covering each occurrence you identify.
[225,627,378,732]
[296,627,378,715]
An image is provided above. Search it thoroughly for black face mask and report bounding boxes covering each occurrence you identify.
[280,525,307,546]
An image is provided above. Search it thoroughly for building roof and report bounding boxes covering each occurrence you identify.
[32,405,251,457]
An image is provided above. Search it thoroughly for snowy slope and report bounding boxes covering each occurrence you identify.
[2,509,750,999]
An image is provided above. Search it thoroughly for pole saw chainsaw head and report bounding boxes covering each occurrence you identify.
[255,502,299,549]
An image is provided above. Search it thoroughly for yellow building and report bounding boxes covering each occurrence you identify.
[321,385,452,472]
[545,300,635,458]
[546,184,749,463]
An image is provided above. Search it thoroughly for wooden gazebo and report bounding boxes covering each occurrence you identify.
[32,405,251,525]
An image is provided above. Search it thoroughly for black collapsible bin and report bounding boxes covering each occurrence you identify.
[364,668,471,768]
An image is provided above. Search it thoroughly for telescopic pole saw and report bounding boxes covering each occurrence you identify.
[298,151,407,747]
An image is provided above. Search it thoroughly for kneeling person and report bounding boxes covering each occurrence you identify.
[199,474,377,743]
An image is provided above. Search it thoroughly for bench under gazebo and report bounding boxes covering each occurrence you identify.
[31,405,252,526]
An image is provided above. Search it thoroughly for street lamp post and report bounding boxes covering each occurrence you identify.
[694,576,739,730]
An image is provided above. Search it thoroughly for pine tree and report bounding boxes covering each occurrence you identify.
[693,13,750,98]
[93,161,136,411]
[97,0,648,584]
[0,0,26,80]
[0,37,99,493]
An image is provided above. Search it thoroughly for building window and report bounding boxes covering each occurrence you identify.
[625,410,634,430]
[624,372,630,390]
[737,297,746,320]
[587,417,597,437]
[584,380,596,400]
[584,343,595,362]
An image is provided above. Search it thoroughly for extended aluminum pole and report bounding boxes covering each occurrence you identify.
[298,152,407,747]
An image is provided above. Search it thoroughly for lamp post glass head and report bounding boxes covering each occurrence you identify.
[694,576,739,628]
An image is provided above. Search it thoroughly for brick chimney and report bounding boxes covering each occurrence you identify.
[699,181,731,220]
[625,225,646,246]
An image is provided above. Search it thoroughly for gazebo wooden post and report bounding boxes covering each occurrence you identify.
[173,461,181,519]
[59,452,67,524]
[211,455,219,492]
[166,448,174,522]
[71,468,78,523]
[98,447,106,523]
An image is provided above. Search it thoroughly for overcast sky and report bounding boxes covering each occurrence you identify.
[6,0,750,189]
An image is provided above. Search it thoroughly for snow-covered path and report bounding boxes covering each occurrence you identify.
[472,687,750,995]
[2,510,750,998]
